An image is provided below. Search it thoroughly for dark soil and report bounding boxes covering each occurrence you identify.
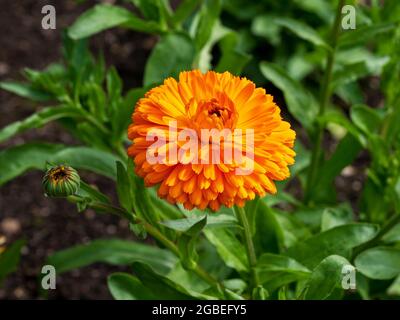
[0,0,155,299]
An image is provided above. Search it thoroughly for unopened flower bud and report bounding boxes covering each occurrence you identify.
[42,165,80,197]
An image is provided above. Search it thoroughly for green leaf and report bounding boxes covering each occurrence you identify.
[273,17,330,50]
[251,200,282,254]
[304,255,351,300]
[144,32,196,86]
[274,210,311,249]
[338,22,397,48]
[47,239,177,275]
[0,239,25,283]
[321,204,354,231]
[0,106,85,143]
[0,143,120,186]
[256,253,311,291]
[161,213,237,232]
[77,181,111,204]
[194,0,222,50]
[383,223,400,243]
[286,223,379,269]
[68,4,161,40]
[215,32,251,75]
[312,133,363,203]
[204,229,248,272]
[350,104,383,136]
[112,87,145,143]
[251,14,283,45]
[173,0,200,26]
[116,161,132,212]
[260,61,318,131]
[0,81,52,101]
[108,272,155,300]
[177,216,207,269]
[355,247,400,280]
[387,275,400,296]
[132,262,210,299]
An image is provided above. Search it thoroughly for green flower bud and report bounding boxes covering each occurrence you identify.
[42,165,80,197]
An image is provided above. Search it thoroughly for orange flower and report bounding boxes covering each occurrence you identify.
[127,70,295,211]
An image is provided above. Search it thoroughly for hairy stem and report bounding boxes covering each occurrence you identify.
[234,206,259,295]
[304,0,345,203]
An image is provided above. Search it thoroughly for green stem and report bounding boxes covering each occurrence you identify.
[304,0,345,203]
[352,213,400,259]
[67,195,219,287]
[234,206,259,294]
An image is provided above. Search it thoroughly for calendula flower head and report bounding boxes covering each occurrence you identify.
[42,164,80,197]
[128,70,295,211]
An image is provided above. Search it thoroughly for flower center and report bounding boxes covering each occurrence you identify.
[50,166,68,182]
[193,93,238,130]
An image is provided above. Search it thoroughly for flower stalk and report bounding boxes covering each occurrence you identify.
[234,206,260,295]
[304,0,345,203]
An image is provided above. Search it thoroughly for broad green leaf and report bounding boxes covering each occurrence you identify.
[0,239,25,283]
[112,87,145,143]
[252,15,330,49]
[47,239,177,275]
[251,200,283,254]
[204,229,248,272]
[332,52,389,89]
[257,253,310,274]
[177,216,207,269]
[194,0,221,50]
[167,262,210,293]
[0,81,52,101]
[251,14,283,45]
[173,0,200,26]
[0,143,118,184]
[274,210,312,249]
[215,32,251,75]
[383,223,400,243]
[51,146,119,179]
[132,262,212,299]
[256,253,311,290]
[355,247,400,280]
[116,161,132,212]
[68,4,161,40]
[195,20,230,72]
[321,204,353,231]
[312,133,363,203]
[304,255,351,300]
[108,272,155,300]
[143,33,195,86]
[338,22,397,48]
[144,33,196,86]
[350,104,383,136]
[161,214,238,232]
[129,0,168,22]
[286,223,379,269]
[318,110,364,145]
[387,275,400,296]
[260,61,318,131]
[273,17,330,49]
[0,106,85,143]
